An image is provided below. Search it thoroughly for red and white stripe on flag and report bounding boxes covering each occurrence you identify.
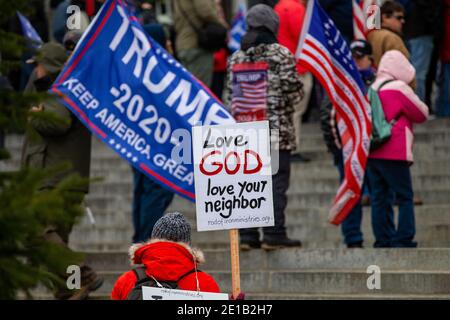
[296,0,372,225]
[353,0,378,40]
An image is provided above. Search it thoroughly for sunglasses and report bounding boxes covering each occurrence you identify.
[393,15,405,22]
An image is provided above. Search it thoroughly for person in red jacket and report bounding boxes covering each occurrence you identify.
[111,212,220,300]
[274,0,312,162]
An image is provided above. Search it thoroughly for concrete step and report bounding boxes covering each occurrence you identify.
[301,118,450,134]
[26,292,450,300]
[188,224,450,248]
[298,131,450,150]
[73,204,450,232]
[4,119,449,148]
[285,190,450,206]
[84,162,450,187]
[290,159,450,178]
[70,194,450,251]
[76,203,450,228]
[83,248,450,272]
[245,293,450,300]
[5,131,450,159]
[74,200,450,227]
[86,174,450,196]
[4,121,450,149]
[300,146,450,162]
[70,218,450,243]
[52,249,450,298]
[69,221,450,252]
[70,239,450,252]
[3,156,450,182]
[91,269,450,296]
[87,143,450,161]
[26,287,450,300]
[10,118,450,299]
[3,129,449,166]
[84,189,450,212]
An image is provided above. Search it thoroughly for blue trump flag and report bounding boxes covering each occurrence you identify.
[51,0,235,201]
[228,1,247,53]
[17,11,43,48]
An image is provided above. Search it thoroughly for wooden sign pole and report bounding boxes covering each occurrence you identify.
[229,229,241,298]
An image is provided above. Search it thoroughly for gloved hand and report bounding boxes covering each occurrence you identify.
[229,292,245,300]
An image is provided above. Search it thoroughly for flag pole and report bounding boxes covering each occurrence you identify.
[229,229,241,298]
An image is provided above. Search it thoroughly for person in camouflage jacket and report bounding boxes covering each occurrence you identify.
[223,15,303,151]
[224,4,303,250]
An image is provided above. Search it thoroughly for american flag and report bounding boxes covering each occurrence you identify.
[228,1,247,53]
[231,62,268,122]
[296,0,372,225]
[353,0,379,40]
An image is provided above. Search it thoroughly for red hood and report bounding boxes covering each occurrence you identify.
[130,240,204,281]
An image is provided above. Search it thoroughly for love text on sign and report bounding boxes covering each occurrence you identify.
[193,121,274,231]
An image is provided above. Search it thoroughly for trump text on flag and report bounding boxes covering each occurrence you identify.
[51,0,234,202]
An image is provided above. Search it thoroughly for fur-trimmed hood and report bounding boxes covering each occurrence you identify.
[376,50,416,85]
[127,239,205,282]
[111,240,220,299]
[129,239,205,265]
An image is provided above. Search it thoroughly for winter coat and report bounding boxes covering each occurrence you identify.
[318,0,354,43]
[274,0,307,74]
[367,28,410,69]
[319,94,341,156]
[224,42,303,151]
[214,48,228,73]
[111,240,220,300]
[367,27,416,89]
[21,70,91,193]
[369,50,428,163]
[173,0,224,51]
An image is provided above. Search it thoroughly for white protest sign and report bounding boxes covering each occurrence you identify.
[142,287,229,300]
[193,121,274,231]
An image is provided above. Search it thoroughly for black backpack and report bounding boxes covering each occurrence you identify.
[176,1,227,52]
[126,266,200,300]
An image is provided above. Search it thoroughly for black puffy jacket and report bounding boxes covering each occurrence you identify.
[319,94,341,156]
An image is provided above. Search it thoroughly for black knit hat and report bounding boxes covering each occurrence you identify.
[350,39,373,58]
[151,212,191,244]
[246,4,279,35]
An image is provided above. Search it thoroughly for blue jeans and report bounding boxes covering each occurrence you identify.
[132,168,175,243]
[334,152,364,246]
[436,62,450,117]
[367,159,417,248]
[408,36,434,102]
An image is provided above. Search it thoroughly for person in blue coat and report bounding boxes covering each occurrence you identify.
[131,18,175,243]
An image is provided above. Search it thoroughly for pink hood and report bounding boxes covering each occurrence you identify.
[369,50,428,163]
[376,50,416,84]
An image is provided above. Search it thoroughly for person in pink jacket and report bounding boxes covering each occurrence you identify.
[367,50,428,248]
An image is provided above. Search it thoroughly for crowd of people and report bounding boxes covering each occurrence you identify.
[0,0,449,299]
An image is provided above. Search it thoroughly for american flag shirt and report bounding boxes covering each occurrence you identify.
[225,43,304,151]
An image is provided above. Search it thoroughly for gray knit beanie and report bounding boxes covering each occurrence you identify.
[151,212,191,244]
[246,4,279,35]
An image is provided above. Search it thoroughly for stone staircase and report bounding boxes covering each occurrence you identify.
[2,118,450,299]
